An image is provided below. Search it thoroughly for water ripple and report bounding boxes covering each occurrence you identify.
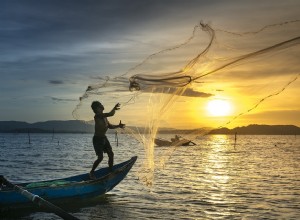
[0,134,299,219]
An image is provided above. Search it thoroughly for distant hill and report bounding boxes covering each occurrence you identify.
[209,124,300,135]
[0,121,299,135]
[0,120,94,133]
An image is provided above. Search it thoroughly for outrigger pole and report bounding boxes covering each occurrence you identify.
[0,176,79,220]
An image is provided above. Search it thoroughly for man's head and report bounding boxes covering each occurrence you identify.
[91,101,104,113]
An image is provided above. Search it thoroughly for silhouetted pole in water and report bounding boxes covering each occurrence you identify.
[28,130,31,144]
[115,131,118,146]
[234,132,237,149]
[0,176,79,220]
[52,128,55,141]
[234,132,237,142]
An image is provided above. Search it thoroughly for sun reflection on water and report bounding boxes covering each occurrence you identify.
[201,135,239,208]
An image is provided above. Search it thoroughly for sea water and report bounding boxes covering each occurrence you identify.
[0,133,299,219]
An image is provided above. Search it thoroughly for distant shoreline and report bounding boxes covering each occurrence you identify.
[1,132,299,136]
[0,121,299,135]
[208,124,300,135]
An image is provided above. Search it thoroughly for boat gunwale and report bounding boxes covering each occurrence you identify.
[1,156,137,193]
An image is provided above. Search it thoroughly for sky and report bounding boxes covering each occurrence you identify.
[0,0,299,128]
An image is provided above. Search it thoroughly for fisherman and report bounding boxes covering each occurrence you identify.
[171,134,180,142]
[89,101,125,179]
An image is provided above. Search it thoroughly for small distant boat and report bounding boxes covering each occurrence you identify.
[0,156,137,209]
[154,136,195,147]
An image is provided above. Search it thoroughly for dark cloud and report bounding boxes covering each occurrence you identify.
[0,0,215,51]
[149,87,213,98]
[49,80,64,85]
[49,96,77,102]
[2,0,207,81]
[182,88,213,98]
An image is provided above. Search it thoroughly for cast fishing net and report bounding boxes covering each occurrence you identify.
[73,20,300,185]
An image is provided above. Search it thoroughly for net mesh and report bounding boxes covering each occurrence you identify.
[73,20,300,185]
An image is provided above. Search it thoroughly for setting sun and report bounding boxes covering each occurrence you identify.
[206,99,232,117]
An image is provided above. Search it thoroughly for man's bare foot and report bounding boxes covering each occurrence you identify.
[89,171,96,180]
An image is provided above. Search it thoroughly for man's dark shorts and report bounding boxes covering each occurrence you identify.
[93,136,112,155]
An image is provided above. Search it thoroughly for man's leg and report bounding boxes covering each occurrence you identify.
[90,153,103,179]
[106,148,114,171]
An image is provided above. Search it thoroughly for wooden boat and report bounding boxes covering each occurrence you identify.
[154,137,195,146]
[0,156,137,209]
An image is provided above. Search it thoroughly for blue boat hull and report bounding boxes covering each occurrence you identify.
[0,156,137,208]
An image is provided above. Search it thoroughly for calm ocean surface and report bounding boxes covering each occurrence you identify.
[0,133,299,220]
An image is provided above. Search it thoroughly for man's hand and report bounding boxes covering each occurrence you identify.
[114,103,121,111]
[119,120,125,129]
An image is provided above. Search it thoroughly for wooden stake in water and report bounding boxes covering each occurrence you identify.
[52,128,55,141]
[234,132,237,149]
[28,129,31,144]
[115,131,118,146]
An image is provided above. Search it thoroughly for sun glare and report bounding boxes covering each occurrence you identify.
[206,99,232,117]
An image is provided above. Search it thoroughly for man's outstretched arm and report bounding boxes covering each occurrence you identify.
[108,120,125,129]
[103,103,121,117]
